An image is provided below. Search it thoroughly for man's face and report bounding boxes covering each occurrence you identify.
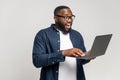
[54,8,74,34]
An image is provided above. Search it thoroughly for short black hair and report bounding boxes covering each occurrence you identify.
[54,5,70,16]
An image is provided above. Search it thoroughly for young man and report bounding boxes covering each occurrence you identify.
[32,5,90,80]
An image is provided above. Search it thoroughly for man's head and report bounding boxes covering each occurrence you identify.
[54,6,75,34]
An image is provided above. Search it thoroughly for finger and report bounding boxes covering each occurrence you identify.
[73,51,81,57]
[73,53,79,57]
[76,49,85,56]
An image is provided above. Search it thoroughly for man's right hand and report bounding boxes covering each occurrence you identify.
[62,48,85,58]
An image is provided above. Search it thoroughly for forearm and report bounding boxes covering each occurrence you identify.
[33,51,65,68]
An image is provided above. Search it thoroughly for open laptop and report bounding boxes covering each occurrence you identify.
[81,34,112,59]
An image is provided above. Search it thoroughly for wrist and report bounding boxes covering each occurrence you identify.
[62,50,66,56]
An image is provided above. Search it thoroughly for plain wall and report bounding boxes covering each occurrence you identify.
[0,0,120,80]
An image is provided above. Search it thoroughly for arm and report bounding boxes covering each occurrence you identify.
[62,48,90,64]
[32,31,65,68]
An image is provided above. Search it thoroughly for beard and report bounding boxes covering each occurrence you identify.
[56,22,71,34]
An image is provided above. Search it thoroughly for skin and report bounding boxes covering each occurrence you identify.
[54,8,85,58]
[54,8,73,34]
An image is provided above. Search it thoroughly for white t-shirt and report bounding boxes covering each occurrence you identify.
[58,31,76,80]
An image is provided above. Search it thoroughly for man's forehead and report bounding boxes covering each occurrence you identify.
[58,8,72,15]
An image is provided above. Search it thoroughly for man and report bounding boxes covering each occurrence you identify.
[32,5,90,80]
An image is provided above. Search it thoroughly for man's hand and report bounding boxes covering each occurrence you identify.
[62,48,85,57]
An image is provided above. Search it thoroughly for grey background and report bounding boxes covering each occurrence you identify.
[0,0,120,80]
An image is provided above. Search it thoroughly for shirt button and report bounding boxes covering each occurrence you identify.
[57,32,59,34]
[52,62,54,64]
[58,40,60,43]
[57,50,60,52]
[57,59,60,62]
[56,71,58,73]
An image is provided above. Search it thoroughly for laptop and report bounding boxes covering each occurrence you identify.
[81,34,112,59]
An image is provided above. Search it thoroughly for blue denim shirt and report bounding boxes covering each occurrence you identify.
[32,24,90,80]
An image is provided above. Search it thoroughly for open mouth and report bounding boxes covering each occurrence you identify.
[65,24,71,30]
